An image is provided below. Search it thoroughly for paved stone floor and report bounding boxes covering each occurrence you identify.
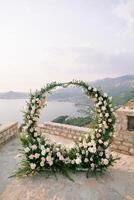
[0,136,134,200]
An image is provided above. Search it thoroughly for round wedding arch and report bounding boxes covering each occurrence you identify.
[18,80,116,177]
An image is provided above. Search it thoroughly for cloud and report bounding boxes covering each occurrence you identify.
[115,0,134,32]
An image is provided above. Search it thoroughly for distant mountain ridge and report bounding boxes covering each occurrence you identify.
[0,75,134,106]
[0,91,28,99]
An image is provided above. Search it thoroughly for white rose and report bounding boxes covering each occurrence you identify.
[109,96,112,101]
[104,141,109,146]
[82,150,85,155]
[100,113,103,118]
[101,158,109,165]
[24,147,30,153]
[88,86,92,90]
[59,155,64,161]
[98,139,103,144]
[101,106,106,111]
[49,161,53,166]
[103,93,108,97]
[71,160,75,164]
[95,94,98,97]
[41,157,46,161]
[40,161,45,167]
[99,97,103,101]
[105,113,109,118]
[46,148,50,152]
[91,163,95,169]
[56,152,61,157]
[30,163,36,170]
[93,88,97,92]
[34,153,40,159]
[34,132,38,137]
[84,158,89,163]
[41,150,46,155]
[99,152,103,156]
[31,144,37,150]
[29,154,34,159]
[75,157,81,165]
[108,118,112,122]
[32,99,36,104]
[46,155,52,162]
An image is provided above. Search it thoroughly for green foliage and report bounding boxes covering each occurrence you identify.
[52,115,91,127]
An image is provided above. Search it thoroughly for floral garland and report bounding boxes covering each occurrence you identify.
[18,80,116,177]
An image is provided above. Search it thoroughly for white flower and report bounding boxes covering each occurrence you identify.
[28,120,32,124]
[59,155,64,161]
[83,142,88,148]
[29,154,34,159]
[93,88,97,92]
[75,157,81,165]
[46,148,50,153]
[99,152,103,156]
[79,143,83,148]
[30,163,36,170]
[82,150,85,154]
[90,157,93,161]
[30,128,34,133]
[32,99,36,104]
[104,141,109,146]
[40,145,45,150]
[105,113,109,118]
[110,108,114,112]
[46,155,52,162]
[34,132,38,137]
[31,144,37,150]
[99,97,103,101]
[71,160,75,164]
[56,152,61,157]
[24,147,30,153]
[95,94,98,97]
[34,153,40,159]
[103,93,108,97]
[84,158,89,163]
[109,96,112,101]
[99,124,102,128]
[108,118,112,122]
[91,163,95,168]
[88,86,92,90]
[49,161,53,166]
[40,161,45,167]
[98,139,103,144]
[101,158,109,165]
[98,101,102,105]
[101,106,106,111]
[27,115,30,119]
[41,157,46,161]
[100,113,103,118]
[88,147,96,153]
[98,129,102,133]
[41,150,46,155]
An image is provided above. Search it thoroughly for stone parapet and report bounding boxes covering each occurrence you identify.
[38,122,91,140]
[112,109,134,156]
[0,122,18,145]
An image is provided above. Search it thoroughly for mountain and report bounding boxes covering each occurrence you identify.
[0,91,28,99]
[0,75,134,106]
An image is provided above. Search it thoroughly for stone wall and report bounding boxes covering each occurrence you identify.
[39,121,134,156]
[112,108,134,156]
[39,122,91,140]
[0,122,18,145]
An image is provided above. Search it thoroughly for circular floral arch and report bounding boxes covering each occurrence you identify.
[18,80,116,177]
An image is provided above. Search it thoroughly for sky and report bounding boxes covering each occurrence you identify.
[0,0,134,92]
